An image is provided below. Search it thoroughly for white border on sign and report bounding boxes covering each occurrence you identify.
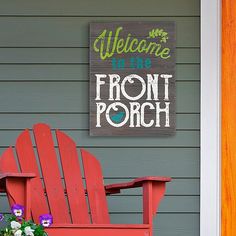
[201,0,221,235]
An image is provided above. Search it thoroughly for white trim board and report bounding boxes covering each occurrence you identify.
[200,0,221,236]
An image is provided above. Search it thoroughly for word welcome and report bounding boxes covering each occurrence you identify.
[93,27,171,60]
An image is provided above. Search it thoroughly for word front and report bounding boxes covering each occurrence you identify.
[95,73,172,128]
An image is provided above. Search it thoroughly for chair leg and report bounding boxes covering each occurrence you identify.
[6,178,32,220]
[143,181,166,228]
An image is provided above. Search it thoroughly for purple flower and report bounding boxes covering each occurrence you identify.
[0,213,4,221]
[39,214,53,227]
[11,204,24,217]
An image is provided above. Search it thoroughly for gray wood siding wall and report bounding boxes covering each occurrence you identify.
[0,1,200,235]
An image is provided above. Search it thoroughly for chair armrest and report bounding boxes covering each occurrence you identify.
[0,172,36,220]
[0,172,36,179]
[105,176,171,194]
[0,173,36,192]
[105,176,171,224]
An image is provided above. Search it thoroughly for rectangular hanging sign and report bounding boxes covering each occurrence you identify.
[90,22,176,136]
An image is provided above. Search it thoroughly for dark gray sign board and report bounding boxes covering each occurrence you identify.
[90,22,176,136]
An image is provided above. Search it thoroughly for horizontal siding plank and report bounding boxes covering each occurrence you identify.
[0,82,200,112]
[0,195,199,213]
[0,0,200,16]
[155,213,199,236]
[0,130,200,148]
[107,195,199,213]
[0,146,199,178]
[111,213,200,236]
[0,147,200,177]
[0,17,199,47]
[87,148,200,178]
[0,178,199,196]
[0,64,200,81]
[0,48,200,64]
[0,114,200,130]
[11,146,199,178]
[113,214,200,236]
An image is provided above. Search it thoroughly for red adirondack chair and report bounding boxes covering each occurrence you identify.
[0,123,171,236]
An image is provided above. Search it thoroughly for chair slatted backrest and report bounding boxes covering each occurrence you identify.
[0,123,110,224]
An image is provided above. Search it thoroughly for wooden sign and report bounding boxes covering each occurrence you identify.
[90,22,176,136]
